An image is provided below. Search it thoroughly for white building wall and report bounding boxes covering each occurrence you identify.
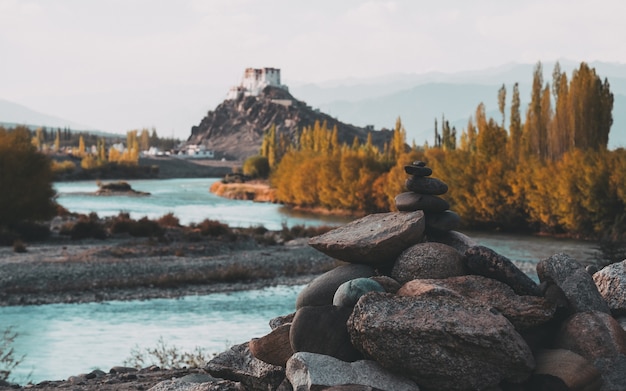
[227,67,286,99]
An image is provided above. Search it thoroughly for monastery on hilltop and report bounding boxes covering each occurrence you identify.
[226,67,289,100]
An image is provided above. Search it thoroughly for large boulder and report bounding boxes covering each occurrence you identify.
[554,311,626,391]
[295,264,375,309]
[464,245,541,296]
[285,352,419,391]
[290,305,363,362]
[537,253,610,314]
[308,211,425,267]
[593,260,626,315]
[397,276,555,331]
[347,290,534,391]
[391,242,467,284]
[426,230,478,254]
[555,311,626,362]
[206,342,285,391]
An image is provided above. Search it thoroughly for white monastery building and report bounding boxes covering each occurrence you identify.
[226,67,288,100]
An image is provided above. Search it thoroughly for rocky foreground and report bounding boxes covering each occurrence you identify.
[3,162,626,390]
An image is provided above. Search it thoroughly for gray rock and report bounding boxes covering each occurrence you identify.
[391,242,467,284]
[593,260,626,315]
[394,192,449,212]
[405,176,448,195]
[347,291,534,391]
[333,278,386,307]
[295,264,375,309]
[286,352,420,391]
[148,378,243,391]
[398,276,555,331]
[424,210,461,232]
[537,253,610,314]
[308,211,425,266]
[426,229,478,254]
[206,342,285,391]
[290,305,362,362]
[269,313,295,330]
[465,245,541,297]
[404,162,432,176]
[593,354,626,391]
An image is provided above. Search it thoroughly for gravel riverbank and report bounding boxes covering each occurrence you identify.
[0,235,341,307]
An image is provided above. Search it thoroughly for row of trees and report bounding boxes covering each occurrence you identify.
[260,62,625,240]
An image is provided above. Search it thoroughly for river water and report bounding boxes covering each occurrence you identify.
[0,178,604,384]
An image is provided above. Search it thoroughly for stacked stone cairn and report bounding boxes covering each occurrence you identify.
[196,161,626,391]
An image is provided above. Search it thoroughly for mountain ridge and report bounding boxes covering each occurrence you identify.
[186,86,394,161]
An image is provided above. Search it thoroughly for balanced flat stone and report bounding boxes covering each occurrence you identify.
[405,176,448,195]
[404,164,432,177]
[308,211,425,267]
[394,192,449,212]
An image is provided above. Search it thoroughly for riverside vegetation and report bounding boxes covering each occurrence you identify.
[258,62,624,241]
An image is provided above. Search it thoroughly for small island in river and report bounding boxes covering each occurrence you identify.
[94,181,150,196]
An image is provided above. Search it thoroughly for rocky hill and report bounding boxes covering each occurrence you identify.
[186,86,394,161]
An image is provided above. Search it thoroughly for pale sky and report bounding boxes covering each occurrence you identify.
[1,0,625,137]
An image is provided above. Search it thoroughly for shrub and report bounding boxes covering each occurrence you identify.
[0,328,24,382]
[242,155,270,178]
[124,337,210,370]
[67,215,107,240]
[12,240,26,253]
[128,217,163,238]
[194,219,232,237]
[156,213,180,228]
[0,127,57,226]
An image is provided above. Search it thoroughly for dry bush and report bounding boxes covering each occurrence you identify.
[156,213,180,228]
[12,240,26,253]
[194,219,232,237]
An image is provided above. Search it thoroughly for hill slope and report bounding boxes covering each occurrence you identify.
[186,86,394,161]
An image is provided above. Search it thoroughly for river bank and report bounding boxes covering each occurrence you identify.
[0,233,340,307]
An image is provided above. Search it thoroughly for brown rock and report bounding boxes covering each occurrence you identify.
[398,276,556,330]
[537,253,610,314]
[347,291,534,390]
[249,323,293,367]
[391,242,467,284]
[593,260,626,316]
[532,349,602,391]
[295,264,375,309]
[369,276,402,294]
[555,311,626,361]
[465,245,541,296]
[290,305,363,362]
[308,211,425,266]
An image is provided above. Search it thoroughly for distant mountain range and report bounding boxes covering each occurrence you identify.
[2,60,625,148]
[0,98,95,132]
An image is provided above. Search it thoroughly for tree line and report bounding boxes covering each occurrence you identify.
[260,61,625,240]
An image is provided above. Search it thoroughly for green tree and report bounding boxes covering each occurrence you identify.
[0,127,57,227]
[508,83,522,163]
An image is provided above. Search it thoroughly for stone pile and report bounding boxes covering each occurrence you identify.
[147,162,626,391]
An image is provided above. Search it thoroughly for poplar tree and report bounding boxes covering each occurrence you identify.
[508,83,522,163]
